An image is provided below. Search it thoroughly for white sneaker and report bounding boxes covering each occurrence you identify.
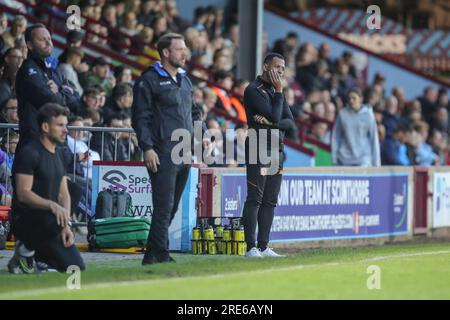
[260,247,286,258]
[245,247,263,258]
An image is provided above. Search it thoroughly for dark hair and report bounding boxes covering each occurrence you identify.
[68,115,83,125]
[348,87,363,98]
[394,123,412,134]
[59,47,84,63]
[286,31,297,39]
[1,131,19,144]
[156,32,184,56]
[263,52,285,64]
[37,103,70,130]
[112,83,133,101]
[24,23,47,43]
[213,70,233,83]
[81,108,101,125]
[105,112,126,127]
[82,87,101,98]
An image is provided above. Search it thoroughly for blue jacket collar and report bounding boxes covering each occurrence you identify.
[153,61,186,78]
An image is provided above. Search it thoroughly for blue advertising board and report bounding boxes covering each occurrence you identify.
[221,173,409,242]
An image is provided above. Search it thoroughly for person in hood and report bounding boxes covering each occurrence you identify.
[332,87,381,166]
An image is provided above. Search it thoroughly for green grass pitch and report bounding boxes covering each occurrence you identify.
[1,242,449,299]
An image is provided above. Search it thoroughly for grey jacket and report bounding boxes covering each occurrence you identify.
[332,104,381,166]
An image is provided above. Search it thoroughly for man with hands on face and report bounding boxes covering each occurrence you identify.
[8,103,85,274]
[132,33,209,265]
[241,53,294,258]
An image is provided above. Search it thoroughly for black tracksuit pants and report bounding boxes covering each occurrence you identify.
[12,213,85,272]
[146,153,191,259]
[242,151,283,250]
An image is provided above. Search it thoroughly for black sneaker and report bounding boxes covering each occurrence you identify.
[142,253,175,265]
[35,261,57,273]
[141,253,160,266]
[7,242,35,274]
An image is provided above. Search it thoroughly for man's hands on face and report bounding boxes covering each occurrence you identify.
[268,69,283,93]
[144,149,160,173]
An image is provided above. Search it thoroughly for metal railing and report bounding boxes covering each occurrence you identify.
[0,124,140,225]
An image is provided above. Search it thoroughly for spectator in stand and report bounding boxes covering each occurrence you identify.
[285,87,301,118]
[80,87,101,114]
[103,82,133,119]
[2,15,27,49]
[120,11,142,37]
[66,115,100,179]
[210,48,231,73]
[332,88,380,166]
[311,101,326,119]
[165,0,191,33]
[79,57,114,95]
[324,101,336,123]
[81,108,101,128]
[101,3,119,31]
[135,27,160,67]
[419,86,439,124]
[382,96,400,139]
[310,120,329,144]
[121,114,140,160]
[14,37,28,60]
[202,87,218,121]
[0,48,23,107]
[430,107,449,135]
[428,129,448,165]
[90,113,128,161]
[0,97,18,123]
[114,65,133,85]
[211,71,232,106]
[138,0,158,27]
[333,58,357,104]
[57,47,84,96]
[66,30,84,49]
[318,42,333,72]
[413,121,438,166]
[1,130,19,171]
[437,88,449,109]
[272,31,298,73]
[295,42,317,96]
[381,123,412,165]
[392,86,406,113]
[152,14,169,43]
[94,84,107,110]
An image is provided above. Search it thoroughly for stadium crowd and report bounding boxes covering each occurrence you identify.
[0,0,449,221]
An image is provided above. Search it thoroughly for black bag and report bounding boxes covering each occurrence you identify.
[95,188,133,218]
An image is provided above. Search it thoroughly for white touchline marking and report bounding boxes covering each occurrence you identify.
[3,250,450,299]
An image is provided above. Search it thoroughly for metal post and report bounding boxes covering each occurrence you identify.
[238,0,263,81]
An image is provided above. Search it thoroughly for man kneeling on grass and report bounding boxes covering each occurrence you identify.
[8,103,85,274]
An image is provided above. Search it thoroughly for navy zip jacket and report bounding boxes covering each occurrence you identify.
[15,52,81,146]
[132,62,204,155]
[244,76,294,159]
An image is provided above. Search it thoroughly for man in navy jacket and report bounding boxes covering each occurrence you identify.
[132,33,207,265]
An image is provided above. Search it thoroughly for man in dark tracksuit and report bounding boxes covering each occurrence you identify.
[132,33,206,265]
[12,24,82,271]
[15,24,81,152]
[242,53,295,258]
